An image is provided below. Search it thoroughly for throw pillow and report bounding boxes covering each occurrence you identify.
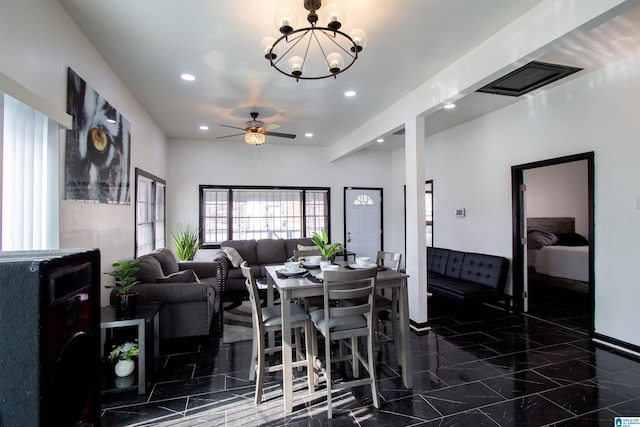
[527,230,558,249]
[136,255,164,283]
[297,244,318,251]
[222,247,245,268]
[157,269,200,283]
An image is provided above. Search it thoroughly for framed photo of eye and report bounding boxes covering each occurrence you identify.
[66,67,131,204]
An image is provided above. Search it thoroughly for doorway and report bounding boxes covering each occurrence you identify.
[511,152,594,334]
[344,187,382,261]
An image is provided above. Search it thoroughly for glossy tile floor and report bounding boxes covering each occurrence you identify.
[101,290,640,426]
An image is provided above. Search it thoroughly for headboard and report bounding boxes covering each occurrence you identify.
[527,217,575,234]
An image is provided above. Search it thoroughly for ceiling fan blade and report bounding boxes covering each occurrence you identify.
[266,131,296,139]
[266,123,281,130]
[216,133,245,139]
[220,124,247,131]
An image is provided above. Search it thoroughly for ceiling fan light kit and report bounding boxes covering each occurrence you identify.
[261,0,366,81]
[218,112,296,145]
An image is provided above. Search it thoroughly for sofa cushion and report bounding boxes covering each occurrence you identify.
[459,252,507,290]
[157,269,200,283]
[444,250,465,279]
[221,239,257,265]
[256,239,286,265]
[222,247,244,268]
[150,248,179,275]
[136,255,164,283]
[427,247,449,275]
[285,238,315,258]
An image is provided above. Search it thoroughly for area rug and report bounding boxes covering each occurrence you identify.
[222,301,253,344]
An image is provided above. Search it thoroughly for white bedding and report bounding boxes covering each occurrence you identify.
[534,245,589,282]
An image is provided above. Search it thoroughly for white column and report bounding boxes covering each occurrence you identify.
[404,115,428,324]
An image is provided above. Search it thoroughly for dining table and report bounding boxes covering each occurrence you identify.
[264,261,412,413]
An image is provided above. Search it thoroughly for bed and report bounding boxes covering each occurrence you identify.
[526,217,590,293]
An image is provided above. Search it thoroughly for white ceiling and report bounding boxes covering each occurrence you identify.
[57,0,640,152]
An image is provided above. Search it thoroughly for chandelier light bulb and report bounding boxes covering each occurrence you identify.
[323,3,346,31]
[260,37,278,60]
[274,7,296,34]
[245,131,265,146]
[327,52,344,74]
[349,29,367,52]
[287,56,304,77]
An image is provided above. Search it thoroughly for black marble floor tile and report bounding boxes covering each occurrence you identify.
[480,394,574,426]
[100,304,640,426]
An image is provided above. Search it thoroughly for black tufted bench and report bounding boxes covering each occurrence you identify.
[427,247,511,318]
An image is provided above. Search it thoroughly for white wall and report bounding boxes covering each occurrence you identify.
[525,160,589,236]
[166,139,394,251]
[0,1,168,304]
[425,51,640,346]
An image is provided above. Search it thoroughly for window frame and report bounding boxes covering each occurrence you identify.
[199,185,331,248]
[135,168,166,257]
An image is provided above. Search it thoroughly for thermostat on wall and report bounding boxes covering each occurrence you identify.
[455,208,465,218]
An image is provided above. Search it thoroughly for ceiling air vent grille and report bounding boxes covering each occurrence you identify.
[393,128,405,136]
[477,61,582,97]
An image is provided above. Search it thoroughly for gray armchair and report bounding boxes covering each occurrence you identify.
[109,248,221,339]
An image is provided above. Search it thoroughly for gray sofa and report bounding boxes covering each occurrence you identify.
[109,248,221,339]
[213,238,315,303]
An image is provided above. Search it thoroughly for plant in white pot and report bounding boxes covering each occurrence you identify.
[311,229,343,262]
[108,341,139,377]
[104,259,140,313]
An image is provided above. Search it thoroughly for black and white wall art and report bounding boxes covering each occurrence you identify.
[66,68,131,204]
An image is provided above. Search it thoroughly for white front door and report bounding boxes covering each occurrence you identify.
[344,188,382,261]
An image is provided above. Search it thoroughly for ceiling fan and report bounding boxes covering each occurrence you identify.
[218,112,296,145]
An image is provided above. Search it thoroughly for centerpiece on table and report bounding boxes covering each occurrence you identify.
[108,341,139,377]
[311,229,343,263]
[104,259,140,313]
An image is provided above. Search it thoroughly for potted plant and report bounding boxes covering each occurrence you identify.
[105,259,140,313]
[171,223,201,261]
[108,341,139,377]
[311,229,343,262]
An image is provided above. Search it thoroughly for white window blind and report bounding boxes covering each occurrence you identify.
[1,94,59,250]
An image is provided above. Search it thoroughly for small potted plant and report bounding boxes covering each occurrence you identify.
[105,259,140,313]
[108,341,139,377]
[171,223,201,261]
[312,229,343,262]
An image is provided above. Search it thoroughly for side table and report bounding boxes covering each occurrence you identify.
[100,302,161,394]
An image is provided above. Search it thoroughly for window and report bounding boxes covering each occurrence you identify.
[200,186,330,246]
[1,94,60,250]
[135,168,165,256]
[425,181,433,246]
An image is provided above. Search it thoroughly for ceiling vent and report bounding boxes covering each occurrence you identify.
[393,128,405,136]
[476,61,582,97]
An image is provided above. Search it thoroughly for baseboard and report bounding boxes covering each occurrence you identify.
[410,320,431,332]
[593,332,640,359]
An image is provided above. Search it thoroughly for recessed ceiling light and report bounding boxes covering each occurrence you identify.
[106,119,117,124]
[377,138,384,143]
[181,73,196,81]
[444,103,456,109]
[305,133,313,138]
[344,90,356,97]
[199,125,209,130]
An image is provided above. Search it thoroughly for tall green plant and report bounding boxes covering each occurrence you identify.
[171,223,201,261]
[311,229,343,260]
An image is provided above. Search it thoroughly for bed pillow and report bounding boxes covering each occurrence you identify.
[527,230,558,249]
[554,232,589,246]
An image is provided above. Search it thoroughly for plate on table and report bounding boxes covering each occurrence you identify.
[277,268,307,276]
[349,263,377,269]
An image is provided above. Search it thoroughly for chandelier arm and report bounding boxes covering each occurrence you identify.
[270,29,311,69]
[317,28,357,60]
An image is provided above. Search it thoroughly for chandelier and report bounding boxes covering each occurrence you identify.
[260,0,367,81]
